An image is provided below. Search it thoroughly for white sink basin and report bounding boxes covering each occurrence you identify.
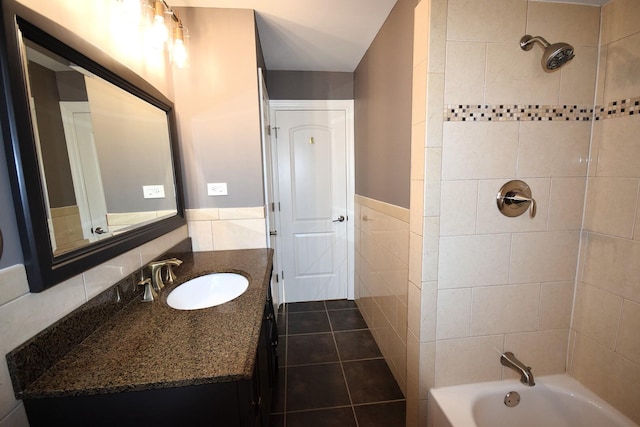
[167,273,249,310]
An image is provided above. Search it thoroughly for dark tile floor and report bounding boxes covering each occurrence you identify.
[269,300,406,427]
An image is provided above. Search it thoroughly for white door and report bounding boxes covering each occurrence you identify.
[274,108,349,302]
[59,102,109,241]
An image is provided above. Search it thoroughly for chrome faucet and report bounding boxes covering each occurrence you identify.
[148,258,183,293]
[500,351,535,386]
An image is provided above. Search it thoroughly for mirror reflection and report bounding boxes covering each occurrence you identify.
[23,38,177,256]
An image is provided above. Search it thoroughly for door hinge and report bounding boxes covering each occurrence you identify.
[271,202,275,212]
[278,202,281,211]
[266,125,271,136]
[281,271,284,280]
[275,273,279,283]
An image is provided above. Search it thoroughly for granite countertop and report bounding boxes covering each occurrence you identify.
[21,249,273,399]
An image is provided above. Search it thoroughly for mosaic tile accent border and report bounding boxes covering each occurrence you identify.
[444,104,594,121]
[594,96,640,120]
[444,96,640,122]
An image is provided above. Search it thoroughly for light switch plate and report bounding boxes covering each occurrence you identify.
[143,185,165,199]
[207,182,228,196]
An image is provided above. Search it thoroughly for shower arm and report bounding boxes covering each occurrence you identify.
[520,35,551,51]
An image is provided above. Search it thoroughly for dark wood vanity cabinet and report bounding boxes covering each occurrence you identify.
[23,297,279,427]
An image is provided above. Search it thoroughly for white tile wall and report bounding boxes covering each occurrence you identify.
[355,196,410,395]
[416,0,601,407]
[186,207,267,251]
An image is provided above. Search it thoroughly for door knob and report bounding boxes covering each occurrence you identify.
[333,215,345,223]
[269,231,278,236]
[93,227,107,234]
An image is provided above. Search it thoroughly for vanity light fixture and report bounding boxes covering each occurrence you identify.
[118,0,190,67]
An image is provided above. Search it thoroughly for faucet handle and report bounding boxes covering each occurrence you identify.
[148,261,167,291]
[161,258,183,285]
[137,277,156,302]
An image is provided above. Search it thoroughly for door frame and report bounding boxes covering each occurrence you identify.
[269,99,355,301]
[258,68,282,310]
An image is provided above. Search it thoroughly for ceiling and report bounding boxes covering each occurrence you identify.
[171,0,609,72]
[170,0,398,72]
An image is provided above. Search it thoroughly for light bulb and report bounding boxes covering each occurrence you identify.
[150,1,168,49]
[171,25,189,68]
[173,39,187,68]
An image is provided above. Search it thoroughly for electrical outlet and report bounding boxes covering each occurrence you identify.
[143,185,165,199]
[207,182,228,196]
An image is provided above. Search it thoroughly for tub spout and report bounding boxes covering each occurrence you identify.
[501,352,535,386]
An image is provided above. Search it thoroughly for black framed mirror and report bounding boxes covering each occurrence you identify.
[0,0,186,292]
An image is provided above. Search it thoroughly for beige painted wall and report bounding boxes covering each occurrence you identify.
[354,0,419,209]
[173,7,264,210]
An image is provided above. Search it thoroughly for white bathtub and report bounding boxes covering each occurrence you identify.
[430,374,638,427]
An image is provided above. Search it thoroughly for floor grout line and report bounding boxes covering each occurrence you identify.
[275,300,405,426]
[325,305,361,427]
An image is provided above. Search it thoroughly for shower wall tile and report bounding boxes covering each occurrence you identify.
[418,0,603,416]
[446,0,527,43]
[442,121,519,180]
[411,123,426,181]
[503,329,568,377]
[601,0,640,45]
[475,178,550,234]
[548,177,587,231]
[616,300,640,365]
[421,218,440,283]
[594,115,640,177]
[434,335,504,387]
[436,288,471,339]
[509,231,580,284]
[440,180,477,236]
[517,121,591,178]
[573,282,623,350]
[426,74,445,148]
[570,334,640,425]
[408,282,421,337]
[595,44,608,106]
[412,60,428,125]
[526,2,600,47]
[582,233,640,304]
[420,281,438,343]
[538,281,574,330]
[419,342,436,399]
[424,148,442,217]
[411,180,425,235]
[485,43,560,105]
[603,32,640,103]
[470,283,540,336]
[443,42,486,104]
[583,177,639,238]
[559,46,598,105]
[438,234,511,288]
[428,0,448,74]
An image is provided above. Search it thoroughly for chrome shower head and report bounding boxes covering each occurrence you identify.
[520,35,575,72]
